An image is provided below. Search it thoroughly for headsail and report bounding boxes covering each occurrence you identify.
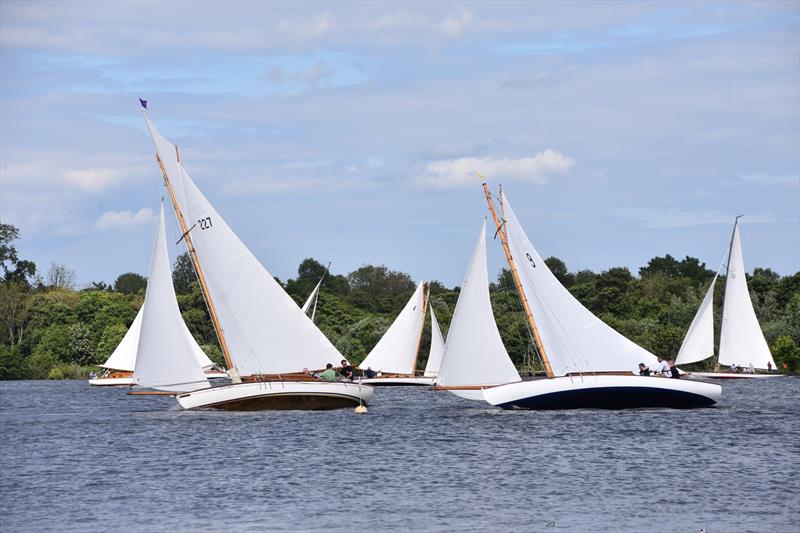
[718,222,776,369]
[133,205,210,392]
[143,112,344,376]
[436,221,521,387]
[301,277,324,321]
[423,305,445,377]
[501,192,657,375]
[675,275,718,366]
[358,282,426,374]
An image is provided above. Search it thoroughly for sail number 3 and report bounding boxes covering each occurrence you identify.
[198,217,213,230]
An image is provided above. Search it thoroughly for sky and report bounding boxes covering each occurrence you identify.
[1,1,798,288]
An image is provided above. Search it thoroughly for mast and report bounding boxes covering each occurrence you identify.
[480,179,554,379]
[156,153,236,374]
[410,283,430,376]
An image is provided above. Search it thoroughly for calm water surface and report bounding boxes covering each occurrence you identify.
[1,379,798,532]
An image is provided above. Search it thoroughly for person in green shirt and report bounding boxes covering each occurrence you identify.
[319,363,337,382]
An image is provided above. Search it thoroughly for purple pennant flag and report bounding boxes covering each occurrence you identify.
[139,98,147,109]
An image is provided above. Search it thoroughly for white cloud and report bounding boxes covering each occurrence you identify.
[95,208,155,230]
[437,9,473,37]
[63,167,129,193]
[415,150,575,189]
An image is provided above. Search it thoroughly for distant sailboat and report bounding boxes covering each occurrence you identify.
[300,264,329,322]
[89,215,225,387]
[423,306,445,379]
[358,282,437,385]
[465,184,721,409]
[676,217,781,379]
[141,107,373,409]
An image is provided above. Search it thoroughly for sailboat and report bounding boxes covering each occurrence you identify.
[422,305,445,379]
[676,217,781,379]
[88,251,225,387]
[357,282,438,385]
[434,220,523,400]
[440,183,721,409]
[141,106,373,410]
[300,264,329,322]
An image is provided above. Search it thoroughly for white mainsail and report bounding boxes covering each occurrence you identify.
[718,222,776,369]
[133,205,211,392]
[143,113,344,376]
[676,275,718,366]
[358,281,426,374]
[100,307,142,371]
[436,221,521,387]
[423,305,445,377]
[501,192,657,376]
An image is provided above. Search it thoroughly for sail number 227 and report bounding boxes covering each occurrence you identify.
[198,217,213,230]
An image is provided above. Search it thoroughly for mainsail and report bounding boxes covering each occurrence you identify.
[358,282,426,374]
[718,222,776,369]
[675,275,718,366]
[436,221,521,387]
[501,192,657,375]
[423,306,445,377]
[133,205,211,392]
[143,113,345,376]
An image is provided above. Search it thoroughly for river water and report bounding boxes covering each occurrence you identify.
[1,378,798,532]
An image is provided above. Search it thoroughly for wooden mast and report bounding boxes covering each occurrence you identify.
[156,153,237,375]
[409,282,430,376]
[480,178,554,379]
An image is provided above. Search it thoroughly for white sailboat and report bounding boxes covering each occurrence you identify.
[434,220,523,400]
[88,222,225,387]
[300,264,328,322]
[358,282,436,385]
[475,185,720,409]
[677,217,781,379]
[423,306,445,379]
[141,107,373,410]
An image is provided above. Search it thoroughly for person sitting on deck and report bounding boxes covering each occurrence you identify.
[638,363,650,376]
[319,363,337,382]
[364,367,377,379]
[730,363,739,373]
[653,356,670,376]
[339,359,354,381]
[669,360,680,379]
[89,371,97,380]
[767,361,773,372]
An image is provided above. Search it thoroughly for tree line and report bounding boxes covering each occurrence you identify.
[1,222,798,379]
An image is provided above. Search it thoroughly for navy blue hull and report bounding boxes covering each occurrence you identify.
[496,386,717,410]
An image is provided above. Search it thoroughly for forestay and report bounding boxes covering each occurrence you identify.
[436,221,521,387]
[101,307,142,371]
[676,276,718,366]
[143,113,344,376]
[359,282,425,374]
[133,205,210,392]
[501,192,657,376]
[423,306,445,377]
[718,223,776,369]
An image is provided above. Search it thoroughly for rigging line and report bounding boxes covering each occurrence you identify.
[497,260,537,374]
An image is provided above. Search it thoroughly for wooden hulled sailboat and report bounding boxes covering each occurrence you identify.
[677,217,782,379]
[358,282,438,385]
[141,107,373,410]
[437,183,720,409]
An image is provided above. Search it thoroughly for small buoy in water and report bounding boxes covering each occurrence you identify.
[354,405,368,414]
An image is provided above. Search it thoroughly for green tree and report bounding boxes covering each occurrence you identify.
[0,282,31,346]
[114,272,147,295]
[0,223,37,285]
[544,257,575,287]
[772,335,799,372]
[172,253,197,295]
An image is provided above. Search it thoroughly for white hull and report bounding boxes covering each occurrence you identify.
[88,377,133,386]
[446,389,487,401]
[176,380,374,410]
[688,371,786,380]
[359,376,434,386]
[482,375,721,410]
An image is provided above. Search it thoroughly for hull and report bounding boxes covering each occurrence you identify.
[88,377,133,386]
[482,375,721,410]
[359,376,434,386]
[176,380,374,411]
[688,371,786,380]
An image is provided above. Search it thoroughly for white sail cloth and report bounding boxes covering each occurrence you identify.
[676,276,718,366]
[437,221,521,387]
[133,205,211,392]
[359,282,426,374]
[718,223,776,369]
[423,306,445,377]
[101,307,142,371]
[143,113,345,376]
[301,277,323,321]
[501,192,657,376]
